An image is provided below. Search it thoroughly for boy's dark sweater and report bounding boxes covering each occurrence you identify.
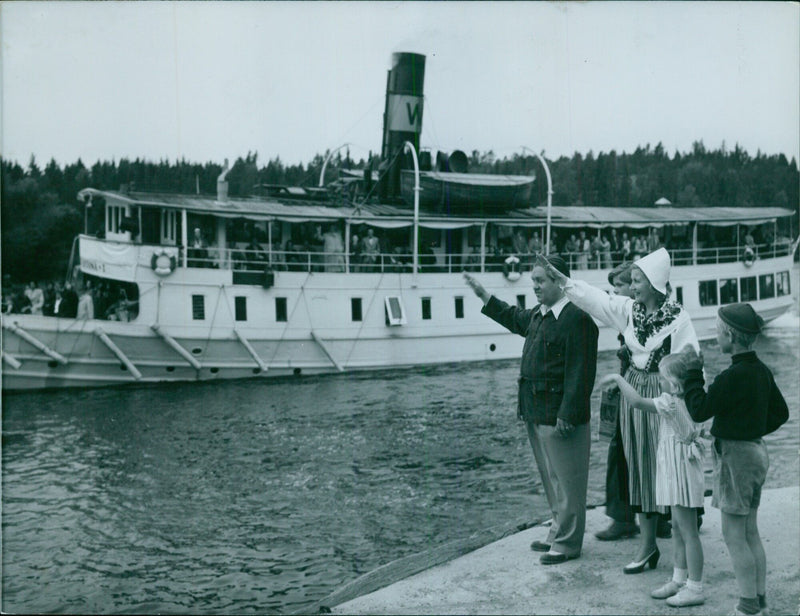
[684,350,789,440]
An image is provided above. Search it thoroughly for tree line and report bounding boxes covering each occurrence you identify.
[2,141,798,283]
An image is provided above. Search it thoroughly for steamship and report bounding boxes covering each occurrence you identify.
[2,53,797,391]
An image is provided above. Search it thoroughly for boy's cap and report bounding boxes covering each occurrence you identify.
[718,303,764,334]
[544,255,570,279]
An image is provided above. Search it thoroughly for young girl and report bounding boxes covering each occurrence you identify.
[600,345,707,607]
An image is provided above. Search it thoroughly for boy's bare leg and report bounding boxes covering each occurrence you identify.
[721,511,757,598]
[745,508,766,596]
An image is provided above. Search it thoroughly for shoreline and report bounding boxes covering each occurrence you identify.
[328,486,799,615]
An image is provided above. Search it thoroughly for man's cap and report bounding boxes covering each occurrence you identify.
[544,254,570,279]
[633,247,670,294]
[718,303,764,335]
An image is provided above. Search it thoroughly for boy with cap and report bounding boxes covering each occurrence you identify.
[683,303,789,616]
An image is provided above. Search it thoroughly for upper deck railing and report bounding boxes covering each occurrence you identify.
[181,241,793,275]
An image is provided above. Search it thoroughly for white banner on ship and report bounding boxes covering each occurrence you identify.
[79,237,179,281]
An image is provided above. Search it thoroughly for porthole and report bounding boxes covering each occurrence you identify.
[166,366,175,372]
[47,360,59,369]
[293,367,302,376]
[191,347,203,355]
[210,367,219,374]
[489,343,496,352]
[120,364,127,371]
[252,368,261,374]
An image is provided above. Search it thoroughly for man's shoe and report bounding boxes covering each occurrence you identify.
[540,551,577,565]
[530,540,551,552]
[595,520,640,541]
[656,518,672,539]
[666,586,705,607]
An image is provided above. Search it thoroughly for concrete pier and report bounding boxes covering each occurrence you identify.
[333,486,799,615]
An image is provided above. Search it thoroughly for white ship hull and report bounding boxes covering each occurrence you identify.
[3,252,795,391]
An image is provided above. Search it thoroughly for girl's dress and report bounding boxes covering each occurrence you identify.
[652,392,706,508]
[564,279,699,513]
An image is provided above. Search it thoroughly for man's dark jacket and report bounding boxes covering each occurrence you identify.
[482,296,599,426]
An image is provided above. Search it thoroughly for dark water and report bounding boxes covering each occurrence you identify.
[3,321,798,614]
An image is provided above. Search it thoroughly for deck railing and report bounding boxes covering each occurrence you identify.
[182,241,794,274]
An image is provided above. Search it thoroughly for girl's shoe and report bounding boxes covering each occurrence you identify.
[651,580,684,599]
[666,586,705,607]
[623,547,659,574]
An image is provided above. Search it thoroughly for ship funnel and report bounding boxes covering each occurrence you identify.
[217,158,231,202]
[379,52,425,199]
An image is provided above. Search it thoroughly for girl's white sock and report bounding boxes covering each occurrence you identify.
[672,568,688,584]
[686,579,703,592]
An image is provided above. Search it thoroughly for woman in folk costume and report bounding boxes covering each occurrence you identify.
[538,248,700,573]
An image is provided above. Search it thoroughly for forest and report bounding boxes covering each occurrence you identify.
[2,141,798,283]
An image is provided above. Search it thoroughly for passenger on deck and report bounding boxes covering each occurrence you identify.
[577,231,590,270]
[59,281,79,318]
[321,225,345,272]
[189,228,208,267]
[621,233,632,262]
[591,236,604,270]
[601,236,613,269]
[284,240,303,272]
[76,282,95,320]
[361,229,381,271]
[27,282,44,315]
[245,236,267,271]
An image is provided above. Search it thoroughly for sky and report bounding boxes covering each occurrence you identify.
[1,1,798,169]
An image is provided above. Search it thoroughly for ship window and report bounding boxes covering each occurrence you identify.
[740,276,757,301]
[192,295,205,320]
[455,296,464,319]
[719,279,738,305]
[275,297,288,322]
[235,296,247,321]
[776,271,791,296]
[351,297,362,322]
[516,295,526,309]
[675,286,683,305]
[106,204,126,235]
[698,281,718,306]
[421,297,431,320]
[384,296,406,326]
[758,274,775,299]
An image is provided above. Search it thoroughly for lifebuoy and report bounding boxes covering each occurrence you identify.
[503,255,521,281]
[743,247,756,267]
[151,250,177,276]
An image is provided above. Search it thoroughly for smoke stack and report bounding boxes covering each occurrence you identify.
[379,52,425,200]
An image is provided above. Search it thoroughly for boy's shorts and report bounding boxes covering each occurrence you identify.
[712,437,769,515]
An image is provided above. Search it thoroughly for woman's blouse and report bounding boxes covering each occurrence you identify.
[564,279,699,371]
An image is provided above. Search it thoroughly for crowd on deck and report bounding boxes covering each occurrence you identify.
[2,276,138,321]
[198,220,791,274]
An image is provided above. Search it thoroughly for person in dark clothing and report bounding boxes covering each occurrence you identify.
[683,303,788,616]
[595,264,640,540]
[58,281,79,318]
[464,255,599,565]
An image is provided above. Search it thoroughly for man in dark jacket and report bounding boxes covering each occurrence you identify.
[464,255,598,564]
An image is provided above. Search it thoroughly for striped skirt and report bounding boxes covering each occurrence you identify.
[620,367,667,514]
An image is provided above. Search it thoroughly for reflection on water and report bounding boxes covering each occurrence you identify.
[2,320,798,614]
